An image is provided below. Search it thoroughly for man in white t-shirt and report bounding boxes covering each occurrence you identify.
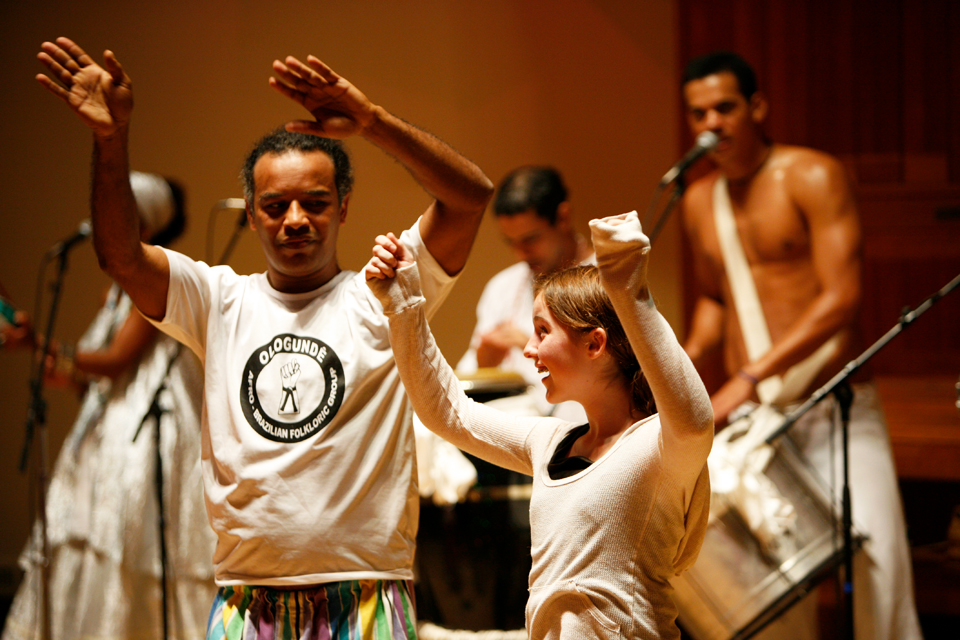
[458,166,593,421]
[37,37,493,640]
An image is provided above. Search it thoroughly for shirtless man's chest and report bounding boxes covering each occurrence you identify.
[690,161,823,337]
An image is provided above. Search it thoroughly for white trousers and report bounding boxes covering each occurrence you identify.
[756,382,923,640]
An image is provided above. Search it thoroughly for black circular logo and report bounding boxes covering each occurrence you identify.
[240,334,345,442]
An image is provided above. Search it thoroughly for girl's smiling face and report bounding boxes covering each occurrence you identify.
[523,294,590,404]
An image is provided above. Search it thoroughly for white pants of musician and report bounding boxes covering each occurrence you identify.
[755,382,923,640]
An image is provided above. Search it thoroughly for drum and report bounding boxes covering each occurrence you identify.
[415,368,532,632]
[672,430,859,640]
[457,368,529,404]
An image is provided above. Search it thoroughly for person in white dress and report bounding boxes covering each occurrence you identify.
[2,172,216,640]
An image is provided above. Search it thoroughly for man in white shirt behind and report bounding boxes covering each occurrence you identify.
[457,166,594,422]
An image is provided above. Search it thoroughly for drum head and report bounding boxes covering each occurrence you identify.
[458,368,528,402]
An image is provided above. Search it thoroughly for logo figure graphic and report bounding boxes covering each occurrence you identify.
[278,359,301,415]
[241,334,345,442]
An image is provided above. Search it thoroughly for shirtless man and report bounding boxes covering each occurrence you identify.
[680,52,922,640]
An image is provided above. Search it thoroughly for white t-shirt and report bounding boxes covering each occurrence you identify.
[153,220,454,586]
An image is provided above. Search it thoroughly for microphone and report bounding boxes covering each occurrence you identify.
[47,219,92,257]
[659,131,720,186]
[216,198,248,228]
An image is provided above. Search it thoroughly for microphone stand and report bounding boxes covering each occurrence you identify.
[132,343,181,640]
[643,173,687,246]
[766,269,960,640]
[205,198,247,266]
[218,211,246,266]
[644,131,717,244]
[18,246,80,640]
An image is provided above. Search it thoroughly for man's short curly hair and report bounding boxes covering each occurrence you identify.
[241,128,354,206]
[682,51,758,100]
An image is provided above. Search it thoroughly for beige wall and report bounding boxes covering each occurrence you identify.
[0,0,682,571]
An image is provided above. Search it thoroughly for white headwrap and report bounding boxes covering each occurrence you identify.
[130,171,176,234]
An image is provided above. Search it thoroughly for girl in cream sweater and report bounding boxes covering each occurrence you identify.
[366,212,713,640]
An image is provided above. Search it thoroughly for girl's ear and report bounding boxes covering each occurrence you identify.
[584,327,608,359]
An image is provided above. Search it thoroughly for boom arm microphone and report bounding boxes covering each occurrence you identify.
[658,131,720,186]
[210,198,249,266]
[47,219,92,257]
[216,198,248,228]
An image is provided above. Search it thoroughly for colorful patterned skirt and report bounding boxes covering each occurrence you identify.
[206,580,418,640]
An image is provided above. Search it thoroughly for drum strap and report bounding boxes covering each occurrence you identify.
[709,176,837,559]
[712,175,840,408]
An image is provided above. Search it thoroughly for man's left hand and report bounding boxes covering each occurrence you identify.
[270,55,378,138]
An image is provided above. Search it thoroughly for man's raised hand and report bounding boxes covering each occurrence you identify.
[270,55,378,139]
[36,37,133,138]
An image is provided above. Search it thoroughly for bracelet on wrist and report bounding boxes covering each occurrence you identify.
[736,368,759,386]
